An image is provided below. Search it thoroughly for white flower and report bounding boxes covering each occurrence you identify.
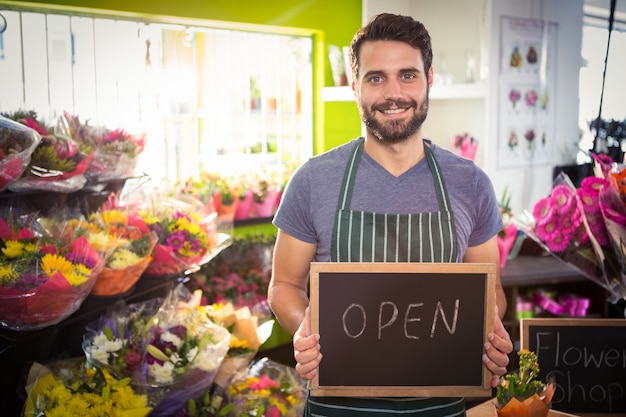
[160,331,183,349]
[90,347,110,364]
[192,348,220,372]
[103,337,124,353]
[92,333,109,347]
[186,346,199,363]
[149,361,175,384]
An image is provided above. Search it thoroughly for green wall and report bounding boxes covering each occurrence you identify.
[11,0,363,153]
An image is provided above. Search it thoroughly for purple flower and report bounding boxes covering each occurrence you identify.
[167,230,190,250]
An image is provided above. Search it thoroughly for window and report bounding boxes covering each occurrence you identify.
[578,5,626,160]
[0,7,314,185]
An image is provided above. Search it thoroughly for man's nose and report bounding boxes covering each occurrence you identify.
[383,79,403,100]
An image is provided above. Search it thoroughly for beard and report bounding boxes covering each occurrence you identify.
[359,91,429,144]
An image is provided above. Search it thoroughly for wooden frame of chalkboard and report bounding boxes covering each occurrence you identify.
[520,318,626,414]
[309,262,496,397]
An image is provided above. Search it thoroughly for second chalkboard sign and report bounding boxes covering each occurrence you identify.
[521,318,626,414]
[309,262,496,397]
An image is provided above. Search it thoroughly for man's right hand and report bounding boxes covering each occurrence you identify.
[293,306,323,380]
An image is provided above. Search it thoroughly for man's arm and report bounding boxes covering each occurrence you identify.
[463,235,507,319]
[464,234,513,387]
[268,229,317,335]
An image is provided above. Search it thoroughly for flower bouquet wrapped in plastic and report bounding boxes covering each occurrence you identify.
[515,157,626,305]
[84,206,158,296]
[60,112,147,183]
[128,186,231,277]
[204,299,275,388]
[83,284,231,416]
[0,214,105,331]
[226,357,306,417]
[22,357,152,417]
[0,115,42,192]
[3,111,94,193]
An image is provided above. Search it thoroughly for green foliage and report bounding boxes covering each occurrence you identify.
[496,349,546,407]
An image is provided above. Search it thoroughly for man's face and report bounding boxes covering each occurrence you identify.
[353,40,432,144]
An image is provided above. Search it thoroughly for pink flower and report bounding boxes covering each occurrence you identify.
[532,197,552,223]
[551,184,576,214]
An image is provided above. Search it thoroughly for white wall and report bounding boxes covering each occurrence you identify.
[362,0,584,215]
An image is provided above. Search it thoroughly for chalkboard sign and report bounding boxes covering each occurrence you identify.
[309,262,496,397]
[521,318,626,413]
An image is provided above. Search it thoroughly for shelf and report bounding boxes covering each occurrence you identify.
[321,82,487,102]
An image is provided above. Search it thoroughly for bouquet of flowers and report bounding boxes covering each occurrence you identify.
[2,110,94,193]
[131,189,231,277]
[204,300,274,388]
[226,358,306,417]
[22,357,152,417]
[84,206,158,296]
[83,284,231,415]
[60,112,147,182]
[498,187,519,268]
[0,115,41,192]
[0,215,105,331]
[494,349,554,417]
[515,155,626,304]
[453,132,478,161]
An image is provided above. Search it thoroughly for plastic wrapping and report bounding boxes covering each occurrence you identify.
[83,284,231,413]
[0,215,105,331]
[0,115,42,192]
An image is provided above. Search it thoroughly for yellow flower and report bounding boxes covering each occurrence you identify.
[66,263,92,286]
[138,210,160,225]
[88,231,122,252]
[0,263,18,285]
[101,209,128,226]
[2,240,26,258]
[41,253,74,279]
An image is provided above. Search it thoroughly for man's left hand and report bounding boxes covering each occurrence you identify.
[482,308,514,388]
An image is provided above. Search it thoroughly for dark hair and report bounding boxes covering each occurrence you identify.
[349,13,433,83]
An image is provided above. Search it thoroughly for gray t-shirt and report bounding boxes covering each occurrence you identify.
[274,138,503,261]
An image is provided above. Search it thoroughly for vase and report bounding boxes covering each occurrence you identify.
[213,190,238,216]
[498,223,518,268]
[234,190,253,220]
[253,190,279,218]
[494,383,555,417]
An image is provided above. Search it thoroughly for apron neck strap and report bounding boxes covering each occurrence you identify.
[336,138,452,212]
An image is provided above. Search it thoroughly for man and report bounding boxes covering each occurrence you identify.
[268,13,513,416]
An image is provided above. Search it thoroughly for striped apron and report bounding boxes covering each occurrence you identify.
[305,138,464,417]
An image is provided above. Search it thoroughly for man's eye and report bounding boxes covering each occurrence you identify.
[369,76,383,83]
[402,73,417,80]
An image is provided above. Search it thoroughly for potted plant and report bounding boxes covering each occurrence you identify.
[494,349,555,417]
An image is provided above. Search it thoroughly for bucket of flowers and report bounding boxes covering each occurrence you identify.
[84,205,158,296]
[0,214,105,331]
[3,110,94,193]
[226,357,306,417]
[60,111,147,183]
[0,114,41,192]
[22,357,153,417]
[83,284,231,416]
[129,187,231,278]
[494,349,555,417]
